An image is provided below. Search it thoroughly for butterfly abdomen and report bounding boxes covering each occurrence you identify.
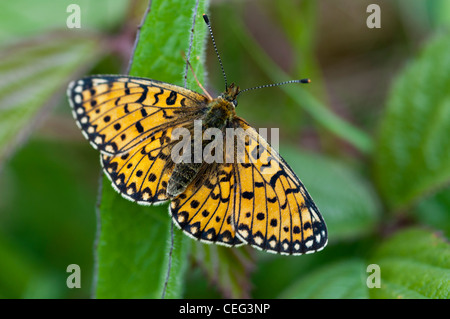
[167,162,202,197]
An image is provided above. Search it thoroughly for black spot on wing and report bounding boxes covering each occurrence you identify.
[135,121,144,133]
[166,91,177,105]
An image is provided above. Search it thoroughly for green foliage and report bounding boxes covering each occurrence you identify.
[0,0,449,299]
[279,259,368,299]
[0,0,129,43]
[96,177,191,298]
[369,228,449,299]
[282,147,380,240]
[0,35,100,163]
[374,33,450,211]
[129,0,208,89]
[0,140,98,298]
[190,244,254,298]
[413,188,450,237]
[271,227,450,299]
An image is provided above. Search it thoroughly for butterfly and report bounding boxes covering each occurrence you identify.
[66,15,327,256]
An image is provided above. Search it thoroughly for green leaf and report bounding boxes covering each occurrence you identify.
[428,0,450,28]
[251,238,375,298]
[95,0,208,298]
[129,0,208,90]
[0,34,101,164]
[96,177,191,298]
[0,0,129,44]
[282,146,380,241]
[369,228,450,299]
[278,259,368,299]
[398,0,450,30]
[412,187,450,238]
[373,33,450,211]
[0,139,99,298]
[0,232,37,298]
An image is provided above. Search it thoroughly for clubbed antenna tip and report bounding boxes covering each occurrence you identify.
[203,14,228,90]
[238,79,311,96]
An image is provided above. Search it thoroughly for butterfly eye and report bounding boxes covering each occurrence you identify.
[232,100,238,107]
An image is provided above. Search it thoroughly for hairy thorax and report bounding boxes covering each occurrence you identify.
[204,97,236,130]
[167,84,239,197]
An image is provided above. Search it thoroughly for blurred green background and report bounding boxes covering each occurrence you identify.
[0,0,449,299]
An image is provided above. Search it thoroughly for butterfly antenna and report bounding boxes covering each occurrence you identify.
[203,14,228,90]
[238,79,311,96]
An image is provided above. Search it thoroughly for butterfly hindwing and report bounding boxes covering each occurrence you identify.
[232,118,328,255]
[169,163,243,247]
[101,126,178,205]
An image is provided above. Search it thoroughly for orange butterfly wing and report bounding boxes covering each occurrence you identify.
[231,118,327,255]
[68,75,208,204]
[169,162,243,247]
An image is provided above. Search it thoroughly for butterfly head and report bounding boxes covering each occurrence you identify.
[221,83,240,107]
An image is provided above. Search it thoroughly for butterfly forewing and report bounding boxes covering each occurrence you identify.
[67,75,209,155]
